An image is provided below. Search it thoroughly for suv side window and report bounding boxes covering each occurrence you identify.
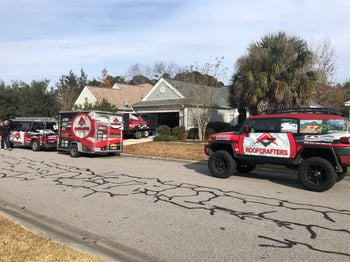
[20,122,31,131]
[31,122,45,131]
[248,118,280,133]
[280,118,298,133]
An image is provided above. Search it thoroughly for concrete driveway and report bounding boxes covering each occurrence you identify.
[123,136,155,145]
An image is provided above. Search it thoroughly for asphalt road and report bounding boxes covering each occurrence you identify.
[0,148,349,262]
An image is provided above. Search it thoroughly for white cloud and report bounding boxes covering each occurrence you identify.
[0,0,349,84]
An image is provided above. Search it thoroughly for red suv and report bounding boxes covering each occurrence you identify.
[204,108,350,192]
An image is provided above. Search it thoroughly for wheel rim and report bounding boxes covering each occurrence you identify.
[215,156,227,172]
[135,131,142,138]
[305,165,327,185]
[70,146,78,156]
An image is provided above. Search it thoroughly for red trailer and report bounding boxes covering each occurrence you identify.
[57,111,123,157]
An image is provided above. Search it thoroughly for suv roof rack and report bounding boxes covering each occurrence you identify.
[262,108,341,115]
[11,117,57,121]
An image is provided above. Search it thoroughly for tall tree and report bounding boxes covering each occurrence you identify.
[128,74,152,85]
[180,57,227,141]
[0,83,17,119]
[56,69,88,111]
[0,80,58,119]
[73,98,118,112]
[99,68,111,88]
[231,32,316,115]
[127,61,182,83]
[310,37,337,85]
[152,61,181,80]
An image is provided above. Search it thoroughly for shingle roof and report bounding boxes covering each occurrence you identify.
[87,83,153,109]
[164,79,231,107]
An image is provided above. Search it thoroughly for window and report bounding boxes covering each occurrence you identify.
[280,119,298,133]
[247,118,279,133]
[300,119,347,134]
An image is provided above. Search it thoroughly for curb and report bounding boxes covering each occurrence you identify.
[120,152,208,165]
[0,199,160,262]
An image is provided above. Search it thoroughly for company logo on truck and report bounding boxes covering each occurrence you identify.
[255,133,277,147]
[243,133,291,158]
[111,117,120,126]
[72,113,92,138]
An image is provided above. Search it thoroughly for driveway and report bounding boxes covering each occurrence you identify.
[123,136,155,145]
[0,149,349,261]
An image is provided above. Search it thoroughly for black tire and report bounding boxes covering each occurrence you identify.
[236,161,256,173]
[134,131,142,139]
[31,140,40,151]
[298,157,337,192]
[69,144,80,158]
[337,166,347,182]
[208,150,236,178]
[142,130,150,137]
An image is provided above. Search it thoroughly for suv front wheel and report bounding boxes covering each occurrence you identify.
[298,157,337,192]
[208,150,236,178]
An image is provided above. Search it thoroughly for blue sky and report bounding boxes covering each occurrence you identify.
[1,0,349,85]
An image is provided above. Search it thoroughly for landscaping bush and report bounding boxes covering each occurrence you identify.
[188,128,199,139]
[153,135,178,141]
[207,121,233,134]
[205,127,216,137]
[154,125,185,141]
[172,126,186,140]
[156,125,171,136]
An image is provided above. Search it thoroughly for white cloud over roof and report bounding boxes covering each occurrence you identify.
[0,0,349,84]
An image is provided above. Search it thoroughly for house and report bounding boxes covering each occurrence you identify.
[73,79,238,132]
[73,83,153,112]
[132,78,239,131]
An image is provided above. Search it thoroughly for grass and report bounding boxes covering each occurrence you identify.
[0,216,103,262]
[123,140,208,161]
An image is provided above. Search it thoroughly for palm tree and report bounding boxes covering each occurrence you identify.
[231,32,316,115]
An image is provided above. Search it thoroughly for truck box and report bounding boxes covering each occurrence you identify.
[57,111,123,157]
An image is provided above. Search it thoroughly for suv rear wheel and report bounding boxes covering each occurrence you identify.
[69,144,80,158]
[208,150,236,178]
[298,157,337,192]
[31,140,40,151]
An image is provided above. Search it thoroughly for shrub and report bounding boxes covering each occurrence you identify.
[188,128,199,139]
[153,135,178,141]
[205,127,216,137]
[172,126,185,140]
[156,125,171,136]
[207,121,233,134]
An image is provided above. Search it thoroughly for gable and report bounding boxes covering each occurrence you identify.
[74,86,98,106]
[142,78,184,102]
[73,84,153,110]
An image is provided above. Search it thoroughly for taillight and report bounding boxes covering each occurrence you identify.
[340,137,350,144]
[208,137,214,143]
